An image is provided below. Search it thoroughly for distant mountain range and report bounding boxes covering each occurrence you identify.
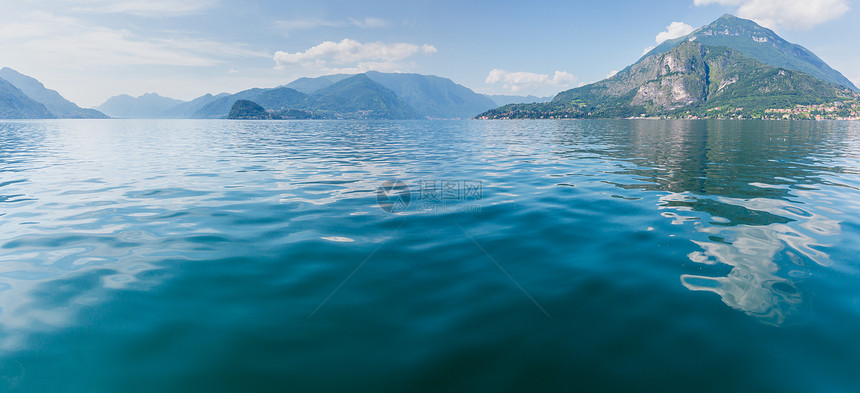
[197,72,496,119]
[0,68,581,121]
[94,72,502,120]
[0,68,108,119]
[95,93,184,119]
[480,15,859,119]
[4,14,855,121]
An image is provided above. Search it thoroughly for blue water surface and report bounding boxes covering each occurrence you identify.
[1,119,859,392]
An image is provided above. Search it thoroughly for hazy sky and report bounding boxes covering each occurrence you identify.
[1,0,857,107]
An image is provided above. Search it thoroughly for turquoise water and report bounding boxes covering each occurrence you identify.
[1,119,859,392]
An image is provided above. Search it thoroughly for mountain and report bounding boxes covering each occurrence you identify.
[282,72,496,118]
[197,74,419,119]
[284,74,352,94]
[96,93,185,118]
[304,74,420,119]
[0,77,54,119]
[160,93,229,118]
[479,41,856,119]
[479,15,859,120]
[362,71,496,119]
[228,100,280,120]
[0,68,108,119]
[486,94,553,106]
[641,14,857,91]
[194,87,307,119]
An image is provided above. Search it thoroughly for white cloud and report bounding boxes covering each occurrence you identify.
[351,17,388,28]
[274,17,389,33]
[484,69,577,93]
[606,70,619,78]
[273,39,436,73]
[693,0,850,30]
[68,0,218,17]
[0,12,265,67]
[641,21,695,57]
[273,19,343,31]
[655,22,695,44]
[0,10,269,106]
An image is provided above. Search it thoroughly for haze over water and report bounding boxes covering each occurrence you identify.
[1,119,859,391]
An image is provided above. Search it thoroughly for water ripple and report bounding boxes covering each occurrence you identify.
[1,119,859,391]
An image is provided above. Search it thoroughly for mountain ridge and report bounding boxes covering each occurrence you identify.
[0,68,108,119]
[96,93,185,119]
[479,41,857,119]
[639,14,857,91]
[478,15,859,120]
[0,77,54,119]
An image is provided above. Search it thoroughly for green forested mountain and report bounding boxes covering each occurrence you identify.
[227,100,279,120]
[479,41,856,119]
[641,14,857,91]
[0,68,108,119]
[479,15,858,120]
[0,77,54,119]
[302,74,418,119]
[195,87,307,118]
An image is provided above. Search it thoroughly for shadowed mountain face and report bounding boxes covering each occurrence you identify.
[0,68,108,119]
[227,100,278,120]
[642,14,857,91]
[0,77,54,119]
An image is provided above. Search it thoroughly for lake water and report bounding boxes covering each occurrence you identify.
[1,119,859,392]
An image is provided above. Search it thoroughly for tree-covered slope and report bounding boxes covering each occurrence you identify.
[194,87,307,119]
[478,41,854,119]
[304,74,420,119]
[640,14,857,91]
[227,100,279,120]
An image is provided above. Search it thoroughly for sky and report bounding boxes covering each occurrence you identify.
[0,0,858,108]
